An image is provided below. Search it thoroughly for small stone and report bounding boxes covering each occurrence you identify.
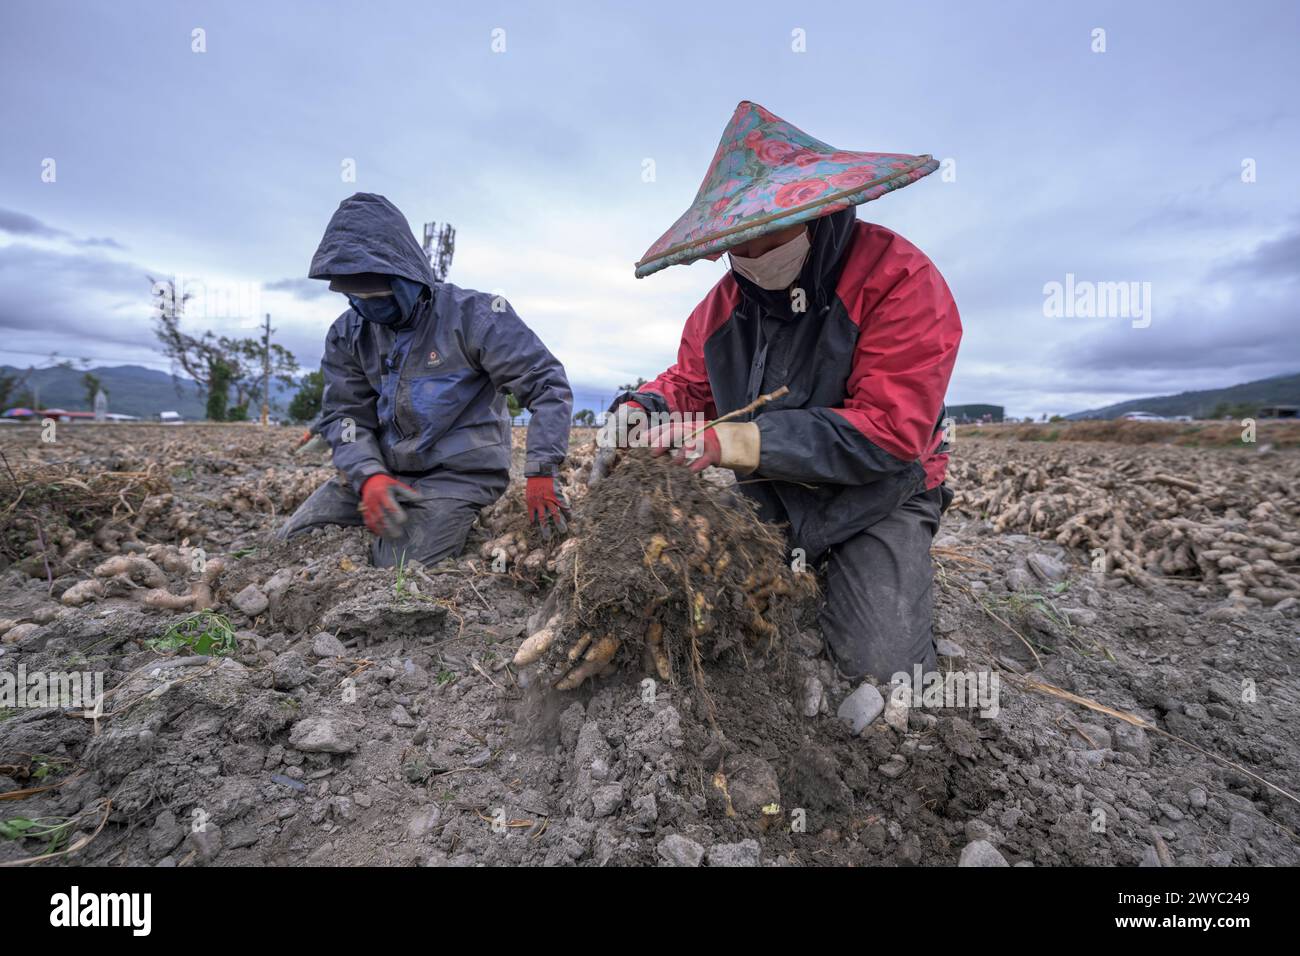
[722,753,781,814]
[1183,702,1209,721]
[837,683,885,736]
[311,632,347,658]
[591,783,624,818]
[1112,723,1150,763]
[1071,723,1112,750]
[800,676,824,718]
[148,810,184,856]
[1005,567,1035,591]
[465,746,492,768]
[883,690,910,733]
[998,807,1025,831]
[405,806,442,841]
[225,821,259,849]
[657,833,706,867]
[1027,553,1068,583]
[626,794,657,828]
[232,584,269,617]
[1188,787,1208,810]
[289,717,357,754]
[878,755,908,779]
[707,839,761,867]
[1063,607,1097,627]
[389,704,416,728]
[186,822,223,864]
[271,652,311,690]
[1228,812,1256,841]
[958,839,1009,867]
[935,638,965,659]
[964,819,998,843]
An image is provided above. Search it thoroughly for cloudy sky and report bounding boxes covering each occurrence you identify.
[1,0,1297,418]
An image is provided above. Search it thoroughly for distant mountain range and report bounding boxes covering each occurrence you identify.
[2,363,621,422]
[21,364,1294,424]
[1067,372,1300,419]
[0,364,294,420]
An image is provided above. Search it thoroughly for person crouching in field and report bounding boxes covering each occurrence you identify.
[594,102,962,683]
[279,192,572,567]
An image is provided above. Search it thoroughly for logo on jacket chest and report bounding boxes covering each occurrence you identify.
[425,349,443,368]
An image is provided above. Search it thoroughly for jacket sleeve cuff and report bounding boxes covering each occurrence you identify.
[348,461,388,495]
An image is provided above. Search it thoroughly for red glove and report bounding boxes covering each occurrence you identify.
[360,474,419,538]
[646,421,720,473]
[526,475,569,539]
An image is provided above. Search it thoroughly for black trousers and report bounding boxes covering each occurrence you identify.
[817,485,946,682]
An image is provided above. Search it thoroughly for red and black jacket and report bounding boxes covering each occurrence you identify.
[618,208,961,561]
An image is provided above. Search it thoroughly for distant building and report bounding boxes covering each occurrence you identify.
[159,411,183,424]
[946,403,1004,424]
[40,409,95,422]
[1259,405,1298,419]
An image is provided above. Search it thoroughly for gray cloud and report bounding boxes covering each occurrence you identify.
[0,208,66,239]
[0,243,157,353]
[0,208,125,250]
[1212,222,1300,284]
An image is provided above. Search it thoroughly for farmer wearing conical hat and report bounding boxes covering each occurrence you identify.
[278,193,573,567]
[594,102,961,682]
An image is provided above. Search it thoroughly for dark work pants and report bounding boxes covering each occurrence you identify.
[818,485,946,682]
[277,475,480,568]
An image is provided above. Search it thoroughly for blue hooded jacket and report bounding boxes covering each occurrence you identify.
[309,193,572,504]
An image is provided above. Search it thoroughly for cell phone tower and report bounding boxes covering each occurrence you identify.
[423,222,456,283]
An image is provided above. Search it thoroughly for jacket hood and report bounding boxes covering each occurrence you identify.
[309,193,435,289]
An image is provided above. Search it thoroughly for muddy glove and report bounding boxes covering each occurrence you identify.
[359,474,420,538]
[646,420,760,474]
[526,475,569,540]
[589,401,647,487]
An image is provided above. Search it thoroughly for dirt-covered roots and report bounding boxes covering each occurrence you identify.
[948,442,1300,608]
[0,457,172,572]
[59,547,227,611]
[514,452,817,697]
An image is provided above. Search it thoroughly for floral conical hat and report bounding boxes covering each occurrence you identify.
[635,101,938,278]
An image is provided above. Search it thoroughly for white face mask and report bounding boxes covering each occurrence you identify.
[728,229,811,290]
